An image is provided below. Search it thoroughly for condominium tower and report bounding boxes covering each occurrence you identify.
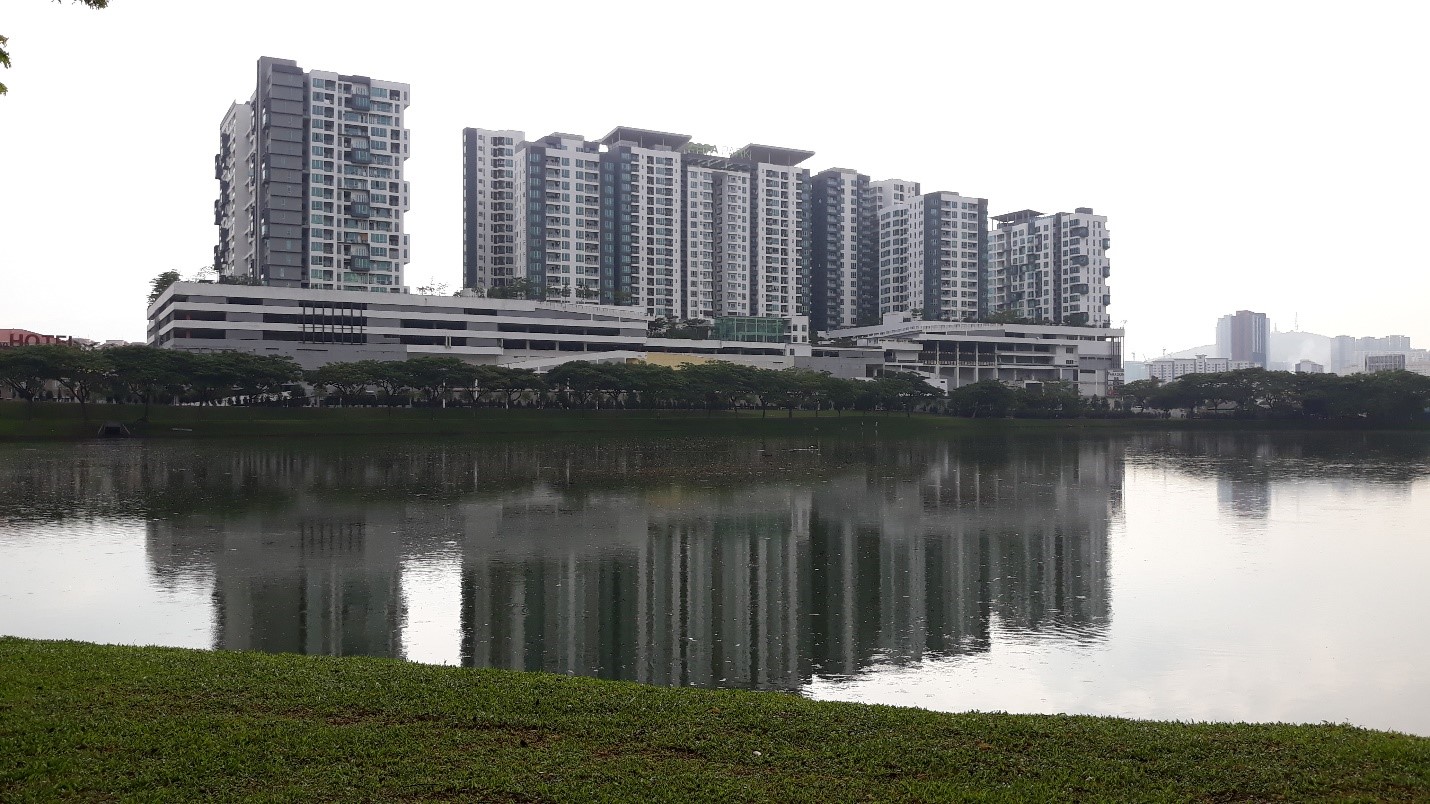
[215,57,411,291]
[984,208,1112,327]
[875,191,988,324]
[464,126,813,320]
[463,123,1111,330]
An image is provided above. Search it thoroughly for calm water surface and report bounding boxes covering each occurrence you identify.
[1,431,1427,736]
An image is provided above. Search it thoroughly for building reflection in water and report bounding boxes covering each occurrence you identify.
[123,436,1124,690]
[455,437,1120,691]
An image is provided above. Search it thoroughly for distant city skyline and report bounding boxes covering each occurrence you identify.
[2,1,1428,357]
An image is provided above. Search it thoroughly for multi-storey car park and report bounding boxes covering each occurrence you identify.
[146,283,1123,396]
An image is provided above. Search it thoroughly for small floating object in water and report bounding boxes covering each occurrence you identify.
[171,428,193,432]
[96,422,130,438]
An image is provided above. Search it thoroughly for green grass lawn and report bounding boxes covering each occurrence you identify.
[1,639,1425,801]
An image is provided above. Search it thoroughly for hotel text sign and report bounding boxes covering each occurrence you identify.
[1,332,75,348]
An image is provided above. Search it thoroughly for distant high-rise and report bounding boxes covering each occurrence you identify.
[1216,310,1269,368]
[216,57,411,292]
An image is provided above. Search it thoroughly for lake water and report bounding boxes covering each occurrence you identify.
[1,430,1427,736]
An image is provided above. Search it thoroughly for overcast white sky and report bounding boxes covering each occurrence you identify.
[1,1,1426,358]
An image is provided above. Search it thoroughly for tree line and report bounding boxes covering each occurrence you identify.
[0,345,1092,419]
[1118,369,1430,422]
[6,345,1426,423]
[0,345,951,418]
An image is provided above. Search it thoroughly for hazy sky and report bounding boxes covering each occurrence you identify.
[1,1,1426,359]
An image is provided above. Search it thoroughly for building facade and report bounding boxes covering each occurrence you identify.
[1146,355,1257,381]
[458,124,1113,335]
[809,168,869,331]
[985,208,1112,327]
[145,282,817,373]
[215,57,411,292]
[1365,353,1407,373]
[1215,310,1269,368]
[599,128,690,317]
[461,128,523,292]
[874,191,986,323]
[825,315,1124,397]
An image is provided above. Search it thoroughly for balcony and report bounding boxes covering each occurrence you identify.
[349,149,372,165]
[348,256,372,272]
[349,95,372,112]
[348,203,372,218]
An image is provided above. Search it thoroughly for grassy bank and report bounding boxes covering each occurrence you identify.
[1,639,1425,801]
[5,401,1425,442]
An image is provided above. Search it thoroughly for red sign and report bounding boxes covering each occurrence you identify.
[0,329,75,348]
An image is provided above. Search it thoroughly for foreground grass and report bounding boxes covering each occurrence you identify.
[1,639,1425,802]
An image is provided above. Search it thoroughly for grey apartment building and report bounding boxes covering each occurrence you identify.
[463,125,1108,333]
[464,126,813,322]
[215,57,411,292]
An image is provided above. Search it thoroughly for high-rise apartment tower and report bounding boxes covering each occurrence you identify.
[985,207,1111,326]
[215,57,411,291]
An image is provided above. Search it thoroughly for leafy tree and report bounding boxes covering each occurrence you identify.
[1117,378,1161,411]
[104,345,188,417]
[36,345,106,419]
[679,361,761,414]
[148,270,182,305]
[405,356,470,407]
[948,379,1018,418]
[822,373,862,416]
[414,278,450,296]
[351,360,413,406]
[976,310,1039,325]
[306,362,370,406]
[546,361,630,408]
[766,368,829,418]
[230,353,301,400]
[486,278,544,301]
[486,367,544,408]
[1,0,108,96]
[873,371,944,416]
[0,346,50,407]
[216,275,261,286]
[186,353,240,405]
[1357,371,1430,421]
[1017,381,1086,418]
[460,364,507,407]
[625,363,685,410]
